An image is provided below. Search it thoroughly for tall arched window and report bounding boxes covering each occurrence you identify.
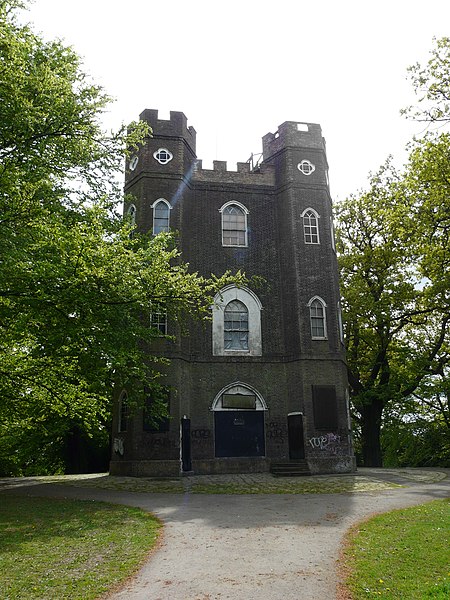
[224,300,249,350]
[301,208,320,244]
[337,301,344,344]
[220,202,248,247]
[151,198,171,234]
[126,204,137,238]
[212,286,262,356]
[330,215,336,252]
[308,296,327,339]
[127,204,137,226]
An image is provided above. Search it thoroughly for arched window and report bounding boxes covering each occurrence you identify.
[337,301,344,344]
[126,204,137,237]
[308,296,327,339]
[118,391,129,433]
[212,286,262,356]
[330,215,336,252]
[220,202,248,247]
[224,300,249,350]
[127,204,137,225]
[151,198,171,234]
[301,208,320,244]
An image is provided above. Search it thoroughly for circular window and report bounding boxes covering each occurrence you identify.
[153,148,173,165]
[297,160,315,175]
[129,155,139,171]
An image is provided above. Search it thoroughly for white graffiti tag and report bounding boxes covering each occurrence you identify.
[308,432,341,453]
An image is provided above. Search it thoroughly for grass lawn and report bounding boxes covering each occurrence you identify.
[340,498,450,599]
[0,495,161,599]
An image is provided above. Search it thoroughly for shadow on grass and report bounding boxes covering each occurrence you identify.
[0,495,161,600]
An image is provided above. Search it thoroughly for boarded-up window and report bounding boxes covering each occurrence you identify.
[312,385,338,430]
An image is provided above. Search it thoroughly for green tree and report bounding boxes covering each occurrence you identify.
[337,38,450,466]
[0,1,244,474]
[382,367,450,468]
[402,36,450,125]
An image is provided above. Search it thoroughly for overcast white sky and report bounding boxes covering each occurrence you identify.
[20,0,450,201]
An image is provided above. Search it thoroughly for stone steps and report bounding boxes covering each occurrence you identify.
[270,460,311,477]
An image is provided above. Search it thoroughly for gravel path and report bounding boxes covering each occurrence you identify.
[3,469,449,600]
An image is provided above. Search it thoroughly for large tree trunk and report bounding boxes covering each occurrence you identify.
[360,399,384,467]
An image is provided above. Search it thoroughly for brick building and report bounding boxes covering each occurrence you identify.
[110,110,355,476]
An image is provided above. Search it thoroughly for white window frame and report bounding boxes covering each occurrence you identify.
[308,296,328,340]
[224,299,249,351]
[153,148,173,165]
[150,307,168,335]
[127,203,137,226]
[301,208,320,244]
[330,215,336,252]
[211,381,268,411]
[297,159,316,175]
[129,155,139,171]
[212,285,262,356]
[219,201,249,247]
[337,301,344,344]
[151,198,172,234]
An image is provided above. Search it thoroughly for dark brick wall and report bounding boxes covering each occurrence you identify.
[111,111,354,476]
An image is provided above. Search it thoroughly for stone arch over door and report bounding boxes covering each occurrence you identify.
[211,382,267,458]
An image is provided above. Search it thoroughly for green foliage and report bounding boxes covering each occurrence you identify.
[382,416,450,468]
[0,1,245,475]
[382,368,450,468]
[336,38,450,467]
[0,495,161,599]
[402,36,450,124]
[341,500,450,599]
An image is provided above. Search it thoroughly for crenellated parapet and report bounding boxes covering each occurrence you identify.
[263,121,326,161]
[193,160,275,186]
[139,109,196,154]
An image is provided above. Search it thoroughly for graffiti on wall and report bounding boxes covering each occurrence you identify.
[268,421,288,443]
[190,428,212,454]
[308,432,342,455]
[191,428,212,440]
[148,437,178,449]
[113,437,124,456]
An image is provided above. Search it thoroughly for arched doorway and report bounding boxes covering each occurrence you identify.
[212,382,267,458]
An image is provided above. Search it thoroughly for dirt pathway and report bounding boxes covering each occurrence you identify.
[4,471,449,600]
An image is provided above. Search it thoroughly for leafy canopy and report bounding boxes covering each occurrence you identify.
[336,37,450,466]
[0,1,245,474]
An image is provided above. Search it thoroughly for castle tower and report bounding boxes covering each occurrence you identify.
[110,111,355,476]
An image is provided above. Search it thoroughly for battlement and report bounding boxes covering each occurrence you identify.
[192,159,275,186]
[262,121,326,161]
[140,109,196,153]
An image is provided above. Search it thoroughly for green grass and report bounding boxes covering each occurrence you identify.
[341,498,450,599]
[0,495,161,599]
